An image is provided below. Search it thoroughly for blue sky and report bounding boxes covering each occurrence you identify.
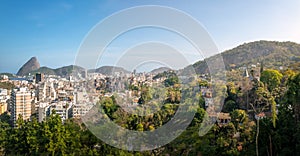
[1,0,300,73]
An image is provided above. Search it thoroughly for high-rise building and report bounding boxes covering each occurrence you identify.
[10,87,32,126]
[71,92,92,119]
[37,102,49,123]
[37,82,56,102]
[35,73,44,83]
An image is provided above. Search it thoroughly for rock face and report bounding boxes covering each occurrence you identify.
[17,57,40,76]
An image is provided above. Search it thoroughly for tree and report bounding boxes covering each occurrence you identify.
[249,81,275,156]
[223,100,238,113]
[230,109,247,129]
[43,111,67,155]
[198,79,209,87]
[286,73,300,122]
[25,118,40,155]
[260,69,283,92]
[138,85,152,104]
[164,75,179,87]
[0,121,9,155]
[166,87,181,104]
[0,112,10,124]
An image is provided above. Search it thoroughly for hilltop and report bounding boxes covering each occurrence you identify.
[17,57,40,76]
[193,40,300,74]
[29,65,85,77]
[11,40,300,77]
[150,67,172,75]
[89,66,130,75]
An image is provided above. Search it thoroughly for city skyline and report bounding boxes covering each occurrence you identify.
[1,0,300,73]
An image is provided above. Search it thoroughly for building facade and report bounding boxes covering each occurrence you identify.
[10,87,32,126]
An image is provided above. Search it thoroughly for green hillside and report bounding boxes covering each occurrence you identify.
[30,66,56,75]
[193,40,300,74]
[29,65,85,77]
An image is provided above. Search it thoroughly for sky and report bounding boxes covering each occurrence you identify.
[1,0,300,73]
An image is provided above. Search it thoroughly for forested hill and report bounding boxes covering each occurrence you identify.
[12,41,300,77]
[88,66,130,75]
[193,40,300,74]
[30,65,85,77]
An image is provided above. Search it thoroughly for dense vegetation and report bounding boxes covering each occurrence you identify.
[193,41,300,74]
[1,67,300,155]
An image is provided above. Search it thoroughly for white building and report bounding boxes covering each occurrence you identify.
[0,88,9,103]
[47,101,72,122]
[38,102,49,122]
[71,103,93,119]
[72,92,93,119]
[37,82,57,102]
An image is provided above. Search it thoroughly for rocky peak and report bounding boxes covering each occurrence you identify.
[17,57,40,76]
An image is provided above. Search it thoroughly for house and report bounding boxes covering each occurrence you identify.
[217,112,231,125]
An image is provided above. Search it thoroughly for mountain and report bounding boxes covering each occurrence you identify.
[17,57,40,76]
[193,40,300,74]
[30,65,128,77]
[30,65,85,77]
[150,67,172,74]
[15,41,300,77]
[0,73,15,78]
[90,66,130,75]
[31,67,57,75]
[54,65,85,77]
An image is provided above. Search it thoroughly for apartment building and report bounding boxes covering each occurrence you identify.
[10,87,32,126]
